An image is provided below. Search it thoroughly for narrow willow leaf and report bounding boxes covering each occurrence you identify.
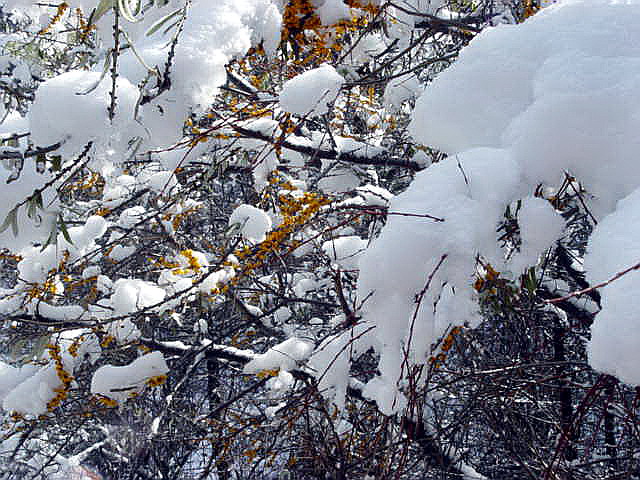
[91,0,115,23]
[0,206,18,236]
[146,7,183,37]
[58,215,73,245]
[118,0,141,23]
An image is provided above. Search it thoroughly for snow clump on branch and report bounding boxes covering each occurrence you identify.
[326,0,640,414]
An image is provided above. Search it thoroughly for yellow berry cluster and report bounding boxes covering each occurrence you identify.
[473,264,500,294]
[282,0,321,43]
[67,335,85,358]
[256,368,279,379]
[281,0,378,65]
[174,249,202,275]
[95,394,118,408]
[46,343,74,412]
[100,334,115,348]
[0,253,22,262]
[75,7,96,41]
[428,326,463,368]
[25,251,70,301]
[146,374,167,388]
[237,182,329,268]
[38,2,69,35]
[522,0,540,20]
[160,205,201,231]
[63,172,103,196]
[206,179,329,296]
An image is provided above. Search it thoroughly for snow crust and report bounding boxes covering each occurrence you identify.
[243,337,313,374]
[279,64,344,115]
[352,0,640,411]
[322,236,367,270]
[229,204,272,243]
[29,70,138,157]
[91,351,169,403]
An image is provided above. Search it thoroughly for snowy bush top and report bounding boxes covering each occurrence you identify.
[349,0,640,413]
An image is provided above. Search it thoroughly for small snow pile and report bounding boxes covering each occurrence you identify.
[116,0,282,149]
[585,189,640,385]
[243,337,313,374]
[510,197,564,274]
[309,322,373,410]
[229,204,272,243]
[17,215,107,286]
[3,363,64,415]
[2,330,101,415]
[322,236,367,270]
[279,64,344,115]
[383,74,422,111]
[29,70,138,156]
[91,278,166,343]
[352,0,640,412]
[91,352,169,403]
[316,0,352,25]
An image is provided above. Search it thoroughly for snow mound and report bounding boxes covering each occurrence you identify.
[354,0,640,411]
[279,64,344,115]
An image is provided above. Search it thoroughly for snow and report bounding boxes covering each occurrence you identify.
[309,323,373,411]
[145,170,179,194]
[243,337,313,374]
[29,70,139,157]
[279,64,345,115]
[316,0,353,25]
[585,188,640,385]
[119,206,146,228]
[383,74,422,111]
[17,215,108,288]
[3,363,61,415]
[229,204,272,243]
[509,196,564,274]
[91,351,169,403]
[322,236,367,270]
[350,0,640,411]
[0,163,57,252]
[356,184,393,206]
[109,279,166,315]
[318,167,360,194]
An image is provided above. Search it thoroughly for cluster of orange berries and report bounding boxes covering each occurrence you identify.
[281,0,377,64]
[176,249,202,274]
[75,7,96,41]
[206,177,329,296]
[522,0,540,20]
[67,335,85,358]
[46,343,74,412]
[95,395,118,408]
[282,0,322,42]
[100,334,115,348]
[38,2,69,35]
[473,264,501,293]
[428,326,463,368]
[146,374,167,388]
[234,178,330,273]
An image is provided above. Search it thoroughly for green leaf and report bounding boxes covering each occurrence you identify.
[118,0,141,22]
[42,223,58,252]
[50,155,62,172]
[0,206,19,237]
[91,0,115,24]
[146,7,183,37]
[58,215,73,245]
[524,267,537,294]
